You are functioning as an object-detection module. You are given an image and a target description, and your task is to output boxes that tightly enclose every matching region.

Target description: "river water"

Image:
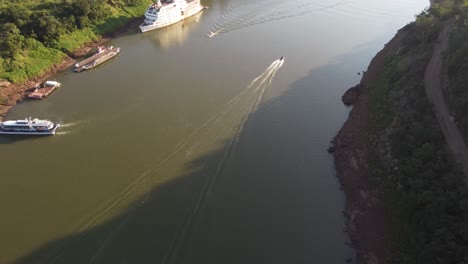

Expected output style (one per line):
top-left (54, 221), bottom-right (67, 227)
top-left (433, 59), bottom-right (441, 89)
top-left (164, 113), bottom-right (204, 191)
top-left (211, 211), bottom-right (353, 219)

top-left (0, 0), bottom-right (427, 263)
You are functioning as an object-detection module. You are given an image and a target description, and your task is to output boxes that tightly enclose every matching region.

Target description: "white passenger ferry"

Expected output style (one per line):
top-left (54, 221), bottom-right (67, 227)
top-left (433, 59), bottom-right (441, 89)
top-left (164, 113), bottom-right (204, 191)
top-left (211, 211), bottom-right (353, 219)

top-left (0, 118), bottom-right (60, 135)
top-left (139, 0), bottom-right (204, 32)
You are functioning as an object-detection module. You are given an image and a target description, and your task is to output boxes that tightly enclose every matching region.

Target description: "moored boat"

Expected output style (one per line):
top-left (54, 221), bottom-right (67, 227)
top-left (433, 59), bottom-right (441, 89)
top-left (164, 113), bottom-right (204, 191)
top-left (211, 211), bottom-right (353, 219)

top-left (139, 0), bottom-right (205, 33)
top-left (27, 81), bottom-right (61, 99)
top-left (74, 46), bottom-right (121, 72)
top-left (0, 117), bottom-right (60, 135)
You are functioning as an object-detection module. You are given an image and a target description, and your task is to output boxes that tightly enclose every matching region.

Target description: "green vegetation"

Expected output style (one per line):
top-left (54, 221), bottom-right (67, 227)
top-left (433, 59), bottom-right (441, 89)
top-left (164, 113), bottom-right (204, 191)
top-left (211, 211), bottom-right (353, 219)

top-left (446, 8), bottom-right (468, 142)
top-left (368, 1), bottom-right (468, 262)
top-left (0, 0), bottom-right (150, 85)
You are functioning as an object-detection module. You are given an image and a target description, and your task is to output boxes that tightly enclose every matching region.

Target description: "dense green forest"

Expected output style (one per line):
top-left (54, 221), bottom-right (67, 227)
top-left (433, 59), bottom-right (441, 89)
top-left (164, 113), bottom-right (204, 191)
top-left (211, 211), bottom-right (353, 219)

top-left (0, 0), bottom-right (149, 83)
top-left (446, 1), bottom-right (468, 142)
top-left (369, 0), bottom-right (468, 263)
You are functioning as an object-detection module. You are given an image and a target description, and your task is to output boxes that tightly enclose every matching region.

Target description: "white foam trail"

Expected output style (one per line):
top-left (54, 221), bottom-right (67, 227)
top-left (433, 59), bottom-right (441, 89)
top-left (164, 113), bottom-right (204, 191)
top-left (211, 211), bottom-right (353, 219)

top-left (247, 60), bottom-right (279, 89)
top-left (161, 58), bottom-right (285, 264)
top-left (252, 60), bottom-right (281, 93)
top-left (72, 62), bottom-right (283, 239)
top-left (56, 131), bottom-right (71, 135)
top-left (59, 121), bottom-right (86, 128)
top-left (265, 59), bottom-right (284, 87)
top-left (63, 59), bottom-right (285, 264)
top-left (233, 58), bottom-right (284, 150)
top-left (278, 59), bottom-right (284, 68)
top-left (252, 70), bottom-right (275, 93)
top-left (206, 27), bottom-right (224, 38)
top-left (93, 59), bottom-right (283, 222)
top-left (251, 69), bottom-right (276, 113)
top-left (225, 59), bottom-right (281, 107)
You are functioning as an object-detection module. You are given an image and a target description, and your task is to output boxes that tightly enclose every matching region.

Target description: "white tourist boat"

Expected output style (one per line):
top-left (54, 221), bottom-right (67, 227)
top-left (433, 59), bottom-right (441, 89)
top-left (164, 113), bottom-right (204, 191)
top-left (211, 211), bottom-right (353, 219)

top-left (139, 0), bottom-right (205, 32)
top-left (0, 117), bottom-right (60, 135)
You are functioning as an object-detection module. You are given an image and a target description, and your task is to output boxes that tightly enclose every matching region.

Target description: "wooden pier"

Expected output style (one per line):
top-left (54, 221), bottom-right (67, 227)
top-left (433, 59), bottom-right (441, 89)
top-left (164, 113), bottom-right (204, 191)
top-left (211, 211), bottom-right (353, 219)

top-left (27, 81), bottom-right (61, 100)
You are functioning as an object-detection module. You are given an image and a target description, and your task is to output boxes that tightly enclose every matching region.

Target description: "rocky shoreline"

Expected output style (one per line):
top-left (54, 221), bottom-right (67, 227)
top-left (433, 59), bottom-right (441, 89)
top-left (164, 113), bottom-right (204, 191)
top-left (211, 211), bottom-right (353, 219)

top-left (0, 18), bottom-right (142, 121)
top-left (333, 31), bottom-right (403, 264)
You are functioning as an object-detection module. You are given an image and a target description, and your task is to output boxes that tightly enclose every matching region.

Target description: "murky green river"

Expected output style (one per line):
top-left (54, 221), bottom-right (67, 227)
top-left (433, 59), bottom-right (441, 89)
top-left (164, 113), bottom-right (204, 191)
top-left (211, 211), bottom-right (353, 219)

top-left (0, 0), bottom-right (427, 263)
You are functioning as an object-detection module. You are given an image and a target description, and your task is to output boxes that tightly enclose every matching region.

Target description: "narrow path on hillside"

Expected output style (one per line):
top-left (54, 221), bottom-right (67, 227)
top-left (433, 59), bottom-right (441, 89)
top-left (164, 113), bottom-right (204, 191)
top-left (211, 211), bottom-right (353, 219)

top-left (424, 21), bottom-right (468, 178)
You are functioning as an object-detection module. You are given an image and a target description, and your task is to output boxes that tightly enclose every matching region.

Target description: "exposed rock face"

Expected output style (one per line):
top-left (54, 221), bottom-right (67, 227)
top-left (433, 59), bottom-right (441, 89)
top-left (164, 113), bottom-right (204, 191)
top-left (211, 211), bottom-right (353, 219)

top-left (333, 29), bottom-right (404, 264)
top-left (342, 84), bottom-right (365, 106)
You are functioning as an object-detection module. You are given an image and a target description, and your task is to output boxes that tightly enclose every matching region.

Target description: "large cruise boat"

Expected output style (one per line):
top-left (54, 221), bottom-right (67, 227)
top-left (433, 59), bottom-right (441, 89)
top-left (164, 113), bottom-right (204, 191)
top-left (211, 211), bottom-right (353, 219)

top-left (0, 118), bottom-right (60, 135)
top-left (139, 0), bottom-right (204, 32)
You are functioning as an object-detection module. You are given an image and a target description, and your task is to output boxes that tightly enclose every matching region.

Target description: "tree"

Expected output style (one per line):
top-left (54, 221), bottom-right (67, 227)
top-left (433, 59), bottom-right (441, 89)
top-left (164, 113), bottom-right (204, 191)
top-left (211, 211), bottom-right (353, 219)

top-left (73, 0), bottom-right (111, 22)
top-left (37, 15), bottom-right (65, 42)
top-left (0, 23), bottom-right (24, 58)
top-left (0, 4), bottom-right (33, 34)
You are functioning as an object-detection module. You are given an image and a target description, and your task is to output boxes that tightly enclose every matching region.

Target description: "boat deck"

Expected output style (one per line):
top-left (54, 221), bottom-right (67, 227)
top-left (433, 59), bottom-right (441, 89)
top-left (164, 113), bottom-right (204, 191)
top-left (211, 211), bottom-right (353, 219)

top-left (74, 47), bottom-right (121, 72)
top-left (28, 84), bottom-right (60, 100)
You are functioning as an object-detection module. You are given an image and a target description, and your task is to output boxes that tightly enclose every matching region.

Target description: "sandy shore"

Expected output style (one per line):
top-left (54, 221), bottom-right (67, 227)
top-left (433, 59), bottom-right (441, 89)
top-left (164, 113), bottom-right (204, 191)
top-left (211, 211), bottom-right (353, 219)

top-left (0, 18), bottom-right (141, 121)
top-left (333, 31), bottom-right (403, 263)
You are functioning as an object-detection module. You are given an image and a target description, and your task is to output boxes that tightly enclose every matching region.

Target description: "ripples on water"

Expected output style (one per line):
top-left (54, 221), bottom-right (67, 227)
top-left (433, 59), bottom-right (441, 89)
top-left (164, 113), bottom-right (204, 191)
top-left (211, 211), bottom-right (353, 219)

top-left (208, 0), bottom-right (423, 37)
top-left (161, 58), bottom-right (285, 263)
top-left (50, 59), bottom-right (286, 264)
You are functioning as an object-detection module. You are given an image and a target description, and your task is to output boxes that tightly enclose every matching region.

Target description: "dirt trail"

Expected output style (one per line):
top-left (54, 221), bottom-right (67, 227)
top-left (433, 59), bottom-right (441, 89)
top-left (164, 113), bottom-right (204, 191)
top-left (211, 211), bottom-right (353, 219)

top-left (424, 21), bottom-right (468, 177)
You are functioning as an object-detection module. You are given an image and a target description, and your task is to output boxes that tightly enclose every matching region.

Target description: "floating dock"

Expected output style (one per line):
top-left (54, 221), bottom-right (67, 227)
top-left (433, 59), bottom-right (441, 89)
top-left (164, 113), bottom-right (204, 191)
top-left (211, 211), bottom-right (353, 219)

top-left (74, 46), bottom-right (121, 72)
top-left (27, 81), bottom-right (61, 100)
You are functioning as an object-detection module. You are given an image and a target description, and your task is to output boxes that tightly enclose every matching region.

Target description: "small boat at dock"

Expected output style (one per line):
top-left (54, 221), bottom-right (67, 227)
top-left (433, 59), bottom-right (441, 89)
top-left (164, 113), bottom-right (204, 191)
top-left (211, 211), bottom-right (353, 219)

top-left (74, 46), bottom-right (121, 72)
top-left (0, 117), bottom-right (60, 135)
top-left (27, 81), bottom-right (61, 99)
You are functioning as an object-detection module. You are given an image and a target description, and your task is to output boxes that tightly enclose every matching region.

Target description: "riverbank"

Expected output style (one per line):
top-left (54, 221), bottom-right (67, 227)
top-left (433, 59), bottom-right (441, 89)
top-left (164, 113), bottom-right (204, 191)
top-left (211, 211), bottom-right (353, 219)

top-left (333, 31), bottom-right (403, 263)
top-left (0, 18), bottom-right (142, 121)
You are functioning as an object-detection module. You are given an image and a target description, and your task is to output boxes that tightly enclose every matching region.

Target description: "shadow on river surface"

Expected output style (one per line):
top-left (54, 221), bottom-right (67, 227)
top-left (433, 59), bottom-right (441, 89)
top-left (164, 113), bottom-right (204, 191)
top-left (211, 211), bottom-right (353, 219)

top-left (10, 41), bottom-right (385, 264)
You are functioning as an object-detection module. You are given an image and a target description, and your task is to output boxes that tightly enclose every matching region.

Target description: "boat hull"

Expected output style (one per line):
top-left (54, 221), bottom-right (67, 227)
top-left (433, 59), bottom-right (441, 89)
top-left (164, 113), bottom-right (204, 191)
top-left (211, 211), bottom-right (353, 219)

top-left (0, 131), bottom-right (56, 135)
top-left (140, 2), bottom-right (204, 33)
top-left (74, 47), bottom-right (121, 72)
top-left (0, 124), bottom-right (60, 136)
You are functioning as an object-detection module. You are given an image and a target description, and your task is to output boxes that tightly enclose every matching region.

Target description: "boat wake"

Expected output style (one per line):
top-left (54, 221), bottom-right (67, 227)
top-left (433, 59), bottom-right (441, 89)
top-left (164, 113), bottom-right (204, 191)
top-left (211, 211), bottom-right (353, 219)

top-left (56, 59), bottom-right (285, 264)
top-left (55, 131), bottom-right (71, 135)
top-left (207, 0), bottom-right (350, 37)
top-left (206, 27), bottom-right (223, 38)
top-left (59, 121), bottom-right (86, 128)
top-left (161, 58), bottom-right (285, 264)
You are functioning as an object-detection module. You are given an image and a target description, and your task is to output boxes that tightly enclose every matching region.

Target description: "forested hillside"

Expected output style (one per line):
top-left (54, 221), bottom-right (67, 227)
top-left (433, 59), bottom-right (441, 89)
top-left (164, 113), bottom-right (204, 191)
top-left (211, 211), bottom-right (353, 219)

top-left (368, 0), bottom-right (468, 263)
top-left (0, 0), bottom-right (149, 83)
top-left (446, 2), bottom-right (468, 142)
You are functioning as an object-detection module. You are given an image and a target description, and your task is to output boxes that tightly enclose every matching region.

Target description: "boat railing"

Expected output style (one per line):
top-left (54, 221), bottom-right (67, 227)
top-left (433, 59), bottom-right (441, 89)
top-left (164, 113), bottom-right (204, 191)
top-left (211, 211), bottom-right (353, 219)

top-left (75, 47), bottom-right (120, 69)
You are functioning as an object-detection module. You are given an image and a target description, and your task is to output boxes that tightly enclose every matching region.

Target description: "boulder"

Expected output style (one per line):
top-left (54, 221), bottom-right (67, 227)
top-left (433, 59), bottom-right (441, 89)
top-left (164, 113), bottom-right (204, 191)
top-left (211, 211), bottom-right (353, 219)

top-left (342, 84), bottom-right (365, 105)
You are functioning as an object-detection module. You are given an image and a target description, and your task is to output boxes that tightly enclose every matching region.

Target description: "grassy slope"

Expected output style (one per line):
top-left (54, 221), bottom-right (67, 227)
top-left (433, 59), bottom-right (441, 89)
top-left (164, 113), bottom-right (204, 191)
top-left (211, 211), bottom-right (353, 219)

top-left (0, 1), bottom-right (149, 84)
